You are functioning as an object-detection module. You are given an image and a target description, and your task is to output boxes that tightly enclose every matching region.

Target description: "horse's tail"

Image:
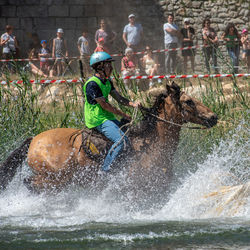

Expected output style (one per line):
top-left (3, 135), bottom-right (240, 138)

top-left (0, 137), bottom-right (33, 190)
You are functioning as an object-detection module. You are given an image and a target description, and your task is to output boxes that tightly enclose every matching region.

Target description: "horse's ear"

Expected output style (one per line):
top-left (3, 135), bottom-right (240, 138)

top-left (166, 82), bottom-right (181, 99)
top-left (166, 83), bottom-right (172, 96)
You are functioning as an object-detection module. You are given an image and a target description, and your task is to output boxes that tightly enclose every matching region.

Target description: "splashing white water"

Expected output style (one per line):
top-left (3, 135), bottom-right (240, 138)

top-left (0, 125), bottom-right (249, 228)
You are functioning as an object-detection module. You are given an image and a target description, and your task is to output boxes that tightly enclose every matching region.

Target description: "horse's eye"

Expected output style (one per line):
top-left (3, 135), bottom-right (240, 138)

top-left (185, 100), bottom-right (194, 106)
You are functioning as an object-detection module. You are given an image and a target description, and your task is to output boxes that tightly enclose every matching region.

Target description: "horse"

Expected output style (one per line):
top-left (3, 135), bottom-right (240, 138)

top-left (0, 82), bottom-right (218, 193)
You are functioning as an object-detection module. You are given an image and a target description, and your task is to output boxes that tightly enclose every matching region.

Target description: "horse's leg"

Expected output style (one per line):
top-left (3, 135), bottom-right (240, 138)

top-left (24, 170), bottom-right (73, 193)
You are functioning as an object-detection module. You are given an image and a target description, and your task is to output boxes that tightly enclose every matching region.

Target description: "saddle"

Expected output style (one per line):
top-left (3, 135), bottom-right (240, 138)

top-left (78, 128), bottom-right (113, 163)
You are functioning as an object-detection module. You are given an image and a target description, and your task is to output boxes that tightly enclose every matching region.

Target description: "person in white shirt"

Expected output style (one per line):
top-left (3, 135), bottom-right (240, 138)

top-left (77, 29), bottom-right (91, 76)
top-left (123, 14), bottom-right (143, 52)
top-left (0, 25), bottom-right (19, 72)
top-left (163, 14), bottom-right (182, 74)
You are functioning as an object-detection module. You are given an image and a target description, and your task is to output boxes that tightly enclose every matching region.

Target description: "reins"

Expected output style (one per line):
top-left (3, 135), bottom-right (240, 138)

top-left (140, 107), bottom-right (208, 130)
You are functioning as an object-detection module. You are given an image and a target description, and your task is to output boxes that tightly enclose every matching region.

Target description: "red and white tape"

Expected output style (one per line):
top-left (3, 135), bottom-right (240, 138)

top-left (0, 56), bottom-right (79, 63)
top-left (111, 44), bottom-right (203, 57)
top-left (1, 73), bottom-right (249, 85)
top-left (0, 42), bottom-right (224, 62)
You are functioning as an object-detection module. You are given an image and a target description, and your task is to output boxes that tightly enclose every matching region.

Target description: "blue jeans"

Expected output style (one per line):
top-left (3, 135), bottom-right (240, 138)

top-left (227, 47), bottom-right (239, 73)
top-left (96, 119), bottom-right (129, 172)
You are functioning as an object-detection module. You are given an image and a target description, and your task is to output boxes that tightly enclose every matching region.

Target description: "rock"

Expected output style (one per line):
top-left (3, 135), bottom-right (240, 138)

top-left (182, 0), bottom-right (192, 8)
top-left (218, 12), bottom-right (230, 18)
top-left (69, 5), bottom-right (84, 17)
top-left (48, 5), bottom-right (69, 17)
top-left (230, 18), bottom-right (245, 24)
top-left (1, 6), bottom-right (16, 17)
top-left (7, 18), bottom-right (20, 29)
top-left (192, 1), bottom-right (202, 8)
top-left (176, 7), bottom-right (185, 16)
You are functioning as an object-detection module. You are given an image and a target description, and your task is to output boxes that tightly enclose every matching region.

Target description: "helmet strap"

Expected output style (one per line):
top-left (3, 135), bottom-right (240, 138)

top-left (95, 61), bottom-right (108, 79)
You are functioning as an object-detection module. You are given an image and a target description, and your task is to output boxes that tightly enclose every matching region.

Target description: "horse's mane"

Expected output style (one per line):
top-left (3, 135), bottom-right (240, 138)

top-left (129, 92), bottom-right (166, 138)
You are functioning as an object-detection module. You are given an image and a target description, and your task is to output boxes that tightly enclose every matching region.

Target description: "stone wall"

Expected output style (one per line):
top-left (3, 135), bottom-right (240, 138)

top-left (158, 0), bottom-right (249, 40)
top-left (0, 0), bottom-right (249, 71)
top-left (0, 0), bottom-right (164, 58)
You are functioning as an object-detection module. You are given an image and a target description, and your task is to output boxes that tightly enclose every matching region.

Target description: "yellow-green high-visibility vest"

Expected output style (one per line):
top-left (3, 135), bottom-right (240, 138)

top-left (83, 76), bottom-right (116, 128)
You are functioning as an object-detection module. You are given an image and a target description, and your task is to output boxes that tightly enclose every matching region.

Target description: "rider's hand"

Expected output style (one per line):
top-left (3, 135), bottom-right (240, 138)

top-left (130, 101), bottom-right (141, 108)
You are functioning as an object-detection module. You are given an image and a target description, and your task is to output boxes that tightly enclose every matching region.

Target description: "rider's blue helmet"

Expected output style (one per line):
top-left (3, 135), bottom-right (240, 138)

top-left (89, 52), bottom-right (114, 67)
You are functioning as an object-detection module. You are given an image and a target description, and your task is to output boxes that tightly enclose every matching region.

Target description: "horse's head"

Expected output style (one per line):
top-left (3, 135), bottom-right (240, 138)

top-left (151, 82), bottom-right (218, 128)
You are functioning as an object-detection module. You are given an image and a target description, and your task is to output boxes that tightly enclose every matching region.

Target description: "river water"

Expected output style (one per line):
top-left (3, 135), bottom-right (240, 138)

top-left (0, 126), bottom-right (249, 249)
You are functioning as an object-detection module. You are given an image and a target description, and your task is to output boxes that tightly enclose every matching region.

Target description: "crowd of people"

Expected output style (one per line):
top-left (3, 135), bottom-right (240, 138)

top-left (0, 13), bottom-right (249, 84)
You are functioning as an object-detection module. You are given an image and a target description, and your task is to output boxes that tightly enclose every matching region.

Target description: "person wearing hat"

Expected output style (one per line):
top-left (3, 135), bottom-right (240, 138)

top-left (180, 18), bottom-right (196, 73)
top-left (123, 14), bottom-right (143, 52)
top-left (52, 28), bottom-right (68, 76)
top-left (241, 28), bottom-right (250, 72)
top-left (163, 13), bottom-right (182, 74)
top-left (38, 40), bottom-right (51, 75)
top-left (77, 28), bottom-right (91, 76)
top-left (83, 51), bottom-right (140, 172)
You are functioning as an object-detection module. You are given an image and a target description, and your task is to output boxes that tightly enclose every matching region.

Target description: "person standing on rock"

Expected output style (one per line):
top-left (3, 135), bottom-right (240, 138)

top-left (202, 18), bottom-right (219, 73)
top-left (221, 23), bottom-right (241, 74)
top-left (0, 25), bottom-right (19, 73)
top-left (180, 18), bottom-right (196, 73)
top-left (123, 14), bottom-right (144, 52)
top-left (95, 19), bottom-right (117, 53)
top-left (77, 28), bottom-right (91, 76)
top-left (163, 13), bottom-right (182, 74)
top-left (52, 28), bottom-right (68, 76)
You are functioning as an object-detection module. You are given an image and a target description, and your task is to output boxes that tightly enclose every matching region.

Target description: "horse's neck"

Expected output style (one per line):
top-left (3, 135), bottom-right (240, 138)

top-left (156, 101), bottom-right (183, 156)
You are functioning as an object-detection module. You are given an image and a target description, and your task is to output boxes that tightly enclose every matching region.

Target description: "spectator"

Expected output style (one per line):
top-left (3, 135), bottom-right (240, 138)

top-left (241, 28), bottom-right (250, 72)
top-left (180, 18), bottom-right (196, 73)
top-left (52, 28), bottom-right (68, 76)
top-left (77, 29), bottom-right (91, 76)
top-left (141, 45), bottom-right (161, 87)
top-left (163, 13), bottom-right (182, 74)
top-left (23, 48), bottom-right (48, 77)
top-left (38, 40), bottom-right (51, 76)
top-left (0, 25), bottom-right (19, 72)
top-left (95, 18), bottom-right (116, 53)
top-left (221, 23), bottom-right (241, 73)
top-left (123, 14), bottom-right (143, 52)
top-left (94, 37), bottom-right (109, 53)
top-left (202, 18), bottom-right (219, 73)
top-left (121, 47), bottom-right (140, 88)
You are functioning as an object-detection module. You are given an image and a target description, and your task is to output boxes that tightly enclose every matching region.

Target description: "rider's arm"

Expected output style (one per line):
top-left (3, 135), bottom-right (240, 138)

top-left (110, 89), bottom-right (134, 107)
top-left (96, 97), bottom-right (131, 120)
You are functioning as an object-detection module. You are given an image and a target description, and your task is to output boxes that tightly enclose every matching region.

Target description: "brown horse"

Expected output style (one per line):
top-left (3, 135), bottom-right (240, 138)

top-left (0, 82), bottom-right (217, 193)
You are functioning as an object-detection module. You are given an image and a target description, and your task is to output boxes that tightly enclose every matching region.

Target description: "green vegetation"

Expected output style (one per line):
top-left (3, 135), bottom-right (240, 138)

top-left (0, 64), bottom-right (249, 169)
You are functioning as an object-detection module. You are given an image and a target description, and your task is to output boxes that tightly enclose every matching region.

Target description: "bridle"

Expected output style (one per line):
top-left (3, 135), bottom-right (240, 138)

top-left (140, 95), bottom-right (208, 130)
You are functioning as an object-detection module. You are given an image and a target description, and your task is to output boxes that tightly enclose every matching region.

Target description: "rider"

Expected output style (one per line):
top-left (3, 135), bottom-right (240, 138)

top-left (83, 51), bottom-right (140, 172)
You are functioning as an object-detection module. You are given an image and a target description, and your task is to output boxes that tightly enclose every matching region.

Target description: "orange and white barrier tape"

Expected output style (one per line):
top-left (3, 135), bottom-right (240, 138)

top-left (0, 40), bottom-right (232, 62)
top-left (111, 44), bottom-right (204, 57)
top-left (1, 73), bottom-right (249, 85)
top-left (0, 56), bottom-right (79, 63)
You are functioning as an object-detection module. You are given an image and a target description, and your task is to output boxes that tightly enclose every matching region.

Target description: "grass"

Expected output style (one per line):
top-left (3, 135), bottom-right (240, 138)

top-left (0, 54), bottom-right (249, 169)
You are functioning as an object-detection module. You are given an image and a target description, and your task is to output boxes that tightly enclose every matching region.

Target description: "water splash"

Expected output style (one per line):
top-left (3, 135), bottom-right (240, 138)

top-left (0, 123), bottom-right (249, 229)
